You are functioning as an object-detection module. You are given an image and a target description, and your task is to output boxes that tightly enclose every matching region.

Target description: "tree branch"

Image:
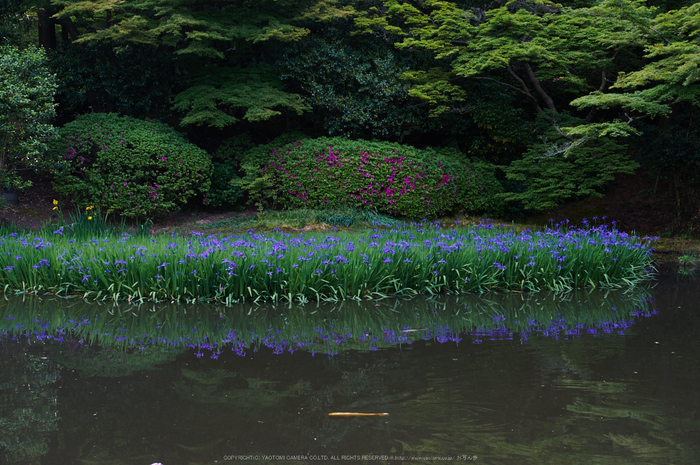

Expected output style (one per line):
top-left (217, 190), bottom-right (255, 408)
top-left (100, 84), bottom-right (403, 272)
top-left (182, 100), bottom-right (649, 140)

top-left (55, 17), bottom-right (80, 41)
top-left (506, 65), bottom-right (552, 121)
top-left (524, 62), bottom-right (556, 113)
top-left (585, 70), bottom-right (607, 122)
top-left (470, 75), bottom-right (537, 100)
top-left (506, 66), bottom-right (538, 104)
top-left (540, 136), bottom-right (589, 158)
top-left (584, 49), bottom-right (619, 122)
top-left (648, 26), bottom-right (669, 44)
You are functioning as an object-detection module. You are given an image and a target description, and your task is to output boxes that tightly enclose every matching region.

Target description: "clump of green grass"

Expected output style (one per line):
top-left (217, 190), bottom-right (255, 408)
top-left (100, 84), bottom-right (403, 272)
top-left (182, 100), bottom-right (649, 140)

top-left (201, 208), bottom-right (401, 232)
top-left (0, 204), bottom-right (152, 240)
top-left (677, 254), bottom-right (698, 275)
top-left (200, 215), bottom-right (255, 231)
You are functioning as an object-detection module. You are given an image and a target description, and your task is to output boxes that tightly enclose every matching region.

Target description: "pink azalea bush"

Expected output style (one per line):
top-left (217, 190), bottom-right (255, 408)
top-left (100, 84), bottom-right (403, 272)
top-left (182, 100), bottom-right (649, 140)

top-left (48, 113), bottom-right (212, 218)
top-left (247, 137), bottom-right (501, 217)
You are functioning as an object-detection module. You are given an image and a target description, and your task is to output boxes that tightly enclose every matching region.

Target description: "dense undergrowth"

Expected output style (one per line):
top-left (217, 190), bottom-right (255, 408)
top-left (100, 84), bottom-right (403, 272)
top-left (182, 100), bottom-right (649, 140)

top-left (0, 214), bottom-right (655, 304)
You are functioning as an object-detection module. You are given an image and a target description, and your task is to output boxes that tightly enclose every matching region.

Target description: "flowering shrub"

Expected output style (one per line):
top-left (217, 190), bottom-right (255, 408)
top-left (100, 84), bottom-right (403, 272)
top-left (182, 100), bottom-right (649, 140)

top-left (243, 137), bottom-right (502, 217)
top-left (47, 113), bottom-right (212, 218)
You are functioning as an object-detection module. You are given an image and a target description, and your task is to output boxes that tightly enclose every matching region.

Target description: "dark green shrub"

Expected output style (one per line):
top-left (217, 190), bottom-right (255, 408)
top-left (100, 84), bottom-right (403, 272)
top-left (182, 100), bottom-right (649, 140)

top-left (206, 135), bottom-right (254, 208)
top-left (278, 34), bottom-right (424, 139)
top-left (239, 136), bottom-right (503, 218)
top-left (237, 131), bottom-right (308, 166)
top-left (232, 132), bottom-right (312, 210)
top-left (50, 43), bottom-right (185, 122)
top-left (214, 134), bottom-right (255, 161)
top-left (0, 45), bottom-right (58, 190)
top-left (48, 113), bottom-right (211, 218)
top-left (207, 162), bottom-right (244, 208)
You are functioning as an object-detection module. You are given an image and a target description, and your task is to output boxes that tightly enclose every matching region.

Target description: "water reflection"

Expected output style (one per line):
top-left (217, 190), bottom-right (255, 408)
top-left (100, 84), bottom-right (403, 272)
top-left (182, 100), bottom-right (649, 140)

top-left (0, 288), bottom-right (654, 359)
top-left (0, 277), bottom-right (698, 464)
top-left (0, 346), bottom-right (59, 463)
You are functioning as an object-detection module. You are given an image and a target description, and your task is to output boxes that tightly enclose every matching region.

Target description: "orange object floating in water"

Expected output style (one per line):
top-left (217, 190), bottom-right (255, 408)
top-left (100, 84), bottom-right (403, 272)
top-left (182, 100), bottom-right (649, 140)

top-left (328, 412), bottom-right (388, 416)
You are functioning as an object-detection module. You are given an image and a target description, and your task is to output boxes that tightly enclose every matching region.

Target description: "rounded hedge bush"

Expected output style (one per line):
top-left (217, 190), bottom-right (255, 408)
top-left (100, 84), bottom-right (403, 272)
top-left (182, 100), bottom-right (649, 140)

top-left (48, 113), bottom-right (211, 217)
top-left (241, 137), bottom-right (502, 217)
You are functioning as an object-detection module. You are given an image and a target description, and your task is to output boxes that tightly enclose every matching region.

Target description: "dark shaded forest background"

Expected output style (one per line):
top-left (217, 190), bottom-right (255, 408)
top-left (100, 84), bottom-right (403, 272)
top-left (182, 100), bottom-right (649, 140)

top-left (1, 0), bottom-right (698, 234)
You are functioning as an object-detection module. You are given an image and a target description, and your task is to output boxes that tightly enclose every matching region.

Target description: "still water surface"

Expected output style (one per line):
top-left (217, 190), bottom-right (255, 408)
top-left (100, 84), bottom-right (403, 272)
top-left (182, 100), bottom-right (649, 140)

top-left (1, 264), bottom-right (698, 464)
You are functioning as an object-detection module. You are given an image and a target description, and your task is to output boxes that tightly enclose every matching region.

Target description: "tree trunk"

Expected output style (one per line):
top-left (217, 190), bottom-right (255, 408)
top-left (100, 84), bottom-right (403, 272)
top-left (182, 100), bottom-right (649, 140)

top-left (38, 8), bottom-right (57, 50)
top-left (524, 62), bottom-right (556, 113)
top-left (56, 18), bottom-right (81, 42)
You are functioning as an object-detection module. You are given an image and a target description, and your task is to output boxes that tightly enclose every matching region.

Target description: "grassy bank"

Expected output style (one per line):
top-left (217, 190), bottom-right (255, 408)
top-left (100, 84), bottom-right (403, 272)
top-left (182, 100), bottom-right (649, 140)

top-left (191, 209), bottom-right (696, 264)
top-left (0, 216), bottom-right (654, 303)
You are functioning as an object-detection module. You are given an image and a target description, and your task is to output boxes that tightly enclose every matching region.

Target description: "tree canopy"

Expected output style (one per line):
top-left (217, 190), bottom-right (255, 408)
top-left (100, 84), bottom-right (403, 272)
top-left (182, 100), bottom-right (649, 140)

top-left (571, 3), bottom-right (700, 119)
top-left (354, 0), bottom-right (699, 209)
top-left (0, 0), bottom-right (698, 219)
top-left (48, 0), bottom-right (353, 128)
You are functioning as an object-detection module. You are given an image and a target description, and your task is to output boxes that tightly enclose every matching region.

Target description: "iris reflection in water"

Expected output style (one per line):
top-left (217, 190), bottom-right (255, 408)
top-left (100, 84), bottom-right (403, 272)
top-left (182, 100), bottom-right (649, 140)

top-left (0, 288), bottom-right (654, 360)
top-left (2, 283), bottom-right (697, 465)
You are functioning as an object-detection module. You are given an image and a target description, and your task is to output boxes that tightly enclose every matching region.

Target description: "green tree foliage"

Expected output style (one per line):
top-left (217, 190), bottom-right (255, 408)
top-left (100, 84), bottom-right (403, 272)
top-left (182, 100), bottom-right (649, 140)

top-left (49, 42), bottom-right (186, 121)
top-left (357, 0), bottom-right (652, 121)
top-left (625, 0), bottom-right (700, 95)
top-left (51, 0), bottom-right (354, 128)
top-left (171, 64), bottom-right (309, 128)
top-left (52, 0), bottom-right (348, 53)
top-left (0, 45), bottom-right (58, 190)
top-left (565, 2), bottom-right (700, 219)
top-left (503, 113), bottom-right (638, 210)
top-left (277, 28), bottom-right (423, 139)
top-left (571, 3), bottom-right (700, 121)
top-left (48, 113), bottom-right (212, 217)
top-left (356, 0), bottom-right (658, 207)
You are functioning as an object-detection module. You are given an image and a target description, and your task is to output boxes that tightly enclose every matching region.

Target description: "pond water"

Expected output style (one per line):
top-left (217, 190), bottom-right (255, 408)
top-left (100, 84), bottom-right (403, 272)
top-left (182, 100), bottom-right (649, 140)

top-left (1, 264), bottom-right (699, 465)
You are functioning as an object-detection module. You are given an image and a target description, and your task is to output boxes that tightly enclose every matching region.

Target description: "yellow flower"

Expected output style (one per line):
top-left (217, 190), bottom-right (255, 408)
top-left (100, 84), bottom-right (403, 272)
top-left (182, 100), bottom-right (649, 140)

top-left (88, 216), bottom-right (93, 220)
top-left (52, 207), bottom-right (58, 211)
top-left (86, 205), bottom-right (94, 211)
top-left (52, 199), bottom-right (58, 205)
